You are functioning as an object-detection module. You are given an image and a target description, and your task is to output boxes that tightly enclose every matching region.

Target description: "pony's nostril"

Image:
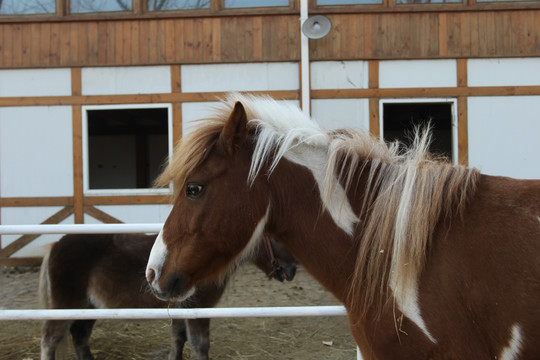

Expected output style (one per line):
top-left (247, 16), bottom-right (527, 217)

top-left (146, 268), bottom-right (156, 284)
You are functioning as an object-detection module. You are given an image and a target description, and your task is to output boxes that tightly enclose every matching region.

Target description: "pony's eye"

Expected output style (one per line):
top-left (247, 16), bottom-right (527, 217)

top-left (186, 183), bottom-right (204, 198)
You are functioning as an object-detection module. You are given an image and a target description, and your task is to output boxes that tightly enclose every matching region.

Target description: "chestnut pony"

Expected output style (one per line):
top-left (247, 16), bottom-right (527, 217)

top-left (39, 233), bottom-right (296, 360)
top-left (146, 93), bottom-right (540, 359)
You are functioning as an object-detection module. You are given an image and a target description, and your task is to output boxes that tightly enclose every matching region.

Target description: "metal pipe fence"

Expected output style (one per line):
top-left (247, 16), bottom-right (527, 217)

top-left (0, 223), bottom-right (362, 359)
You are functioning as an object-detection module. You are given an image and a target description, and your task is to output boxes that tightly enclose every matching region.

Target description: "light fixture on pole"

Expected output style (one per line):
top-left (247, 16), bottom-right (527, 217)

top-left (301, 15), bottom-right (332, 39)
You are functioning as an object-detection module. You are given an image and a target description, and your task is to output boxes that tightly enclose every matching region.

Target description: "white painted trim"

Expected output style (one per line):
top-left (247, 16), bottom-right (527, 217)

top-left (379, 98), bottom-right (459, 165)
top-left (81, 103), bottom-right (173, 196)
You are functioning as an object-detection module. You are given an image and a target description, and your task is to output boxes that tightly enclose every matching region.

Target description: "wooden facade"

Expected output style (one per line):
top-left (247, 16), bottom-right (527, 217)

top-left (1, 8), bottom-right (540, 68)
top-left (1, 0), bottom-right (540, 265)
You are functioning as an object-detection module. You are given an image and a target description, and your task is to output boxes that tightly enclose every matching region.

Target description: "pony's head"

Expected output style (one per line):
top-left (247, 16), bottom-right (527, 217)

top-left (145, 95), bottom-right (291, 301)
top-left (255, 235), bottom-right (297, 282)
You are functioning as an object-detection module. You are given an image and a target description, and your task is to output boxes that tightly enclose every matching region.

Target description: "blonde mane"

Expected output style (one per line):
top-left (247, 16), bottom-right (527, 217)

top-left (157, 93), bottom-right (480, 317)
top-left (331, 130), bottom-right (480, 316)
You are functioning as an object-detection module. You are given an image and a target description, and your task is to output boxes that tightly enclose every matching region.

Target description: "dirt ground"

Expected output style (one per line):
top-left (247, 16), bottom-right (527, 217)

top-left (0, 264), bottom-right (356, 360)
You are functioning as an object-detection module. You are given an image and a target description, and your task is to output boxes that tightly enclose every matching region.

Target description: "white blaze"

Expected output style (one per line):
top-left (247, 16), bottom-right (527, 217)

top-left (146, 229), bottom-right (167, 293)
top-left (500, 324), bottom-right (523, 360)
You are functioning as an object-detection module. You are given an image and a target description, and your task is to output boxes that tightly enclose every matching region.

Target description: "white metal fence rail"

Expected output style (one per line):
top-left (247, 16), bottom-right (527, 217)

top-left (0, 223), bottom-right (164, 235)
top-left (0, 224), bottom-right (362, 359)
top-left (0, 306), bottom-right (347, 320)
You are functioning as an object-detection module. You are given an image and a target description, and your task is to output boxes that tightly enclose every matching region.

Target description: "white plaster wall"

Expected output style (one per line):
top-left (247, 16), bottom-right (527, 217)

top-left (0, 106), bottom-right (73, 197)
top-left (181, 102), bottom-right (221, 135)
top-left (468, 96), bottom-right (540, 179)
top-left (81, 66), bottom-right (171, 95)
top-left (468, 58), bottom-right (540, 87)
top-left (311, 61), bottom-right (369, 89)
top-left (181, 62), bottom-right (299, 92)
top-left (86, 205), bottom-right (173, 225)
top-left (0, 68), bottom-right (71, 97)
top-left (311, 99), bottom-right (370, 130)
top-left (182, 100), bottom-right (301, 135)
top-left (379, 60), bottom-right (457, 88)
top-left (1, 208), bottom-right (74, 258)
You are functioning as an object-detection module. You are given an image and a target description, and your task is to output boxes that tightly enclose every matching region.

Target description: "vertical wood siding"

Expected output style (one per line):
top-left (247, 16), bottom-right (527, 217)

top-left (1, 10), bottom-right (539, 69)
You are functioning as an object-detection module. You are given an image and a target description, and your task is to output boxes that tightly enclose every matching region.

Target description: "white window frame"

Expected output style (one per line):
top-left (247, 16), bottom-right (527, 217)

top-left (379, 98), bottom-right (459, 165)
top-left (82, 103), bottom-right (173, 196)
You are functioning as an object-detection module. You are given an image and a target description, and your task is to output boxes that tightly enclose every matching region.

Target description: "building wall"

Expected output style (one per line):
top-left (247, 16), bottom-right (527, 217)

top-left (0, 106), bottom-right (73, 197)
top-left (467, 58), bottom-right (540, 179)
top-left (0, 62), bottom-right (299, 258)
top-left (1, 58), bottom-right (539, 259)
top-left (468, 96), bottom-right (540, 179)
top-left (311, 61), bottom-right (370, 130)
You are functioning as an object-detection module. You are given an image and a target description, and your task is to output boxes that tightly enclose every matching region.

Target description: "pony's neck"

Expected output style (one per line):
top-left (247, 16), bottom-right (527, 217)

top-left (266, 158), bottom-right (358, 304)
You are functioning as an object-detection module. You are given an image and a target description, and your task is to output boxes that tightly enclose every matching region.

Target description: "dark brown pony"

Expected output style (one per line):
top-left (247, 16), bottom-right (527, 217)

top-left (39, 233), bottom-right (296, 360)
top-left (145, 93), bottom-right (540, 359)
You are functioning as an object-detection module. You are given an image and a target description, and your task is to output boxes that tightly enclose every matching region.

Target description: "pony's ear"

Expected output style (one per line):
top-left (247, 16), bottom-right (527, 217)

top-left (220, 101), bottom-right (248, 155)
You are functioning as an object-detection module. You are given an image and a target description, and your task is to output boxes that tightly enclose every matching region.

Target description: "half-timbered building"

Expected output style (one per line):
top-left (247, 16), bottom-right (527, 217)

top-left (1, 0), bottom-right (539, 265)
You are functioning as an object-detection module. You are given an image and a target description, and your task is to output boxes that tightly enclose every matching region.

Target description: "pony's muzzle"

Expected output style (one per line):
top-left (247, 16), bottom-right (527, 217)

top-left (165, 274), bottom-right (185, 298)
top-left (146, 229), bottom-right (171, 298)
top-left (283, 262), bottom-right (297, 281)
top-left (146, 268), bottom-right (156, 284)
top-left (146, 230), bottom-right (196, 301)
top-left (149, 272), bottom-right (194, 302)
top-left (146, 264), bottom-right (187, 301)
top-left (272, 260), bottom-right (297, 282)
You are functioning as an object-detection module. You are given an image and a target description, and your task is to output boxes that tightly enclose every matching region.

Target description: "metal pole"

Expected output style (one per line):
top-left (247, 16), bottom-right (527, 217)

top-left (0, 223), bottom-right (363, 358)
top-left (0, 223), bottom-right (163, 235)
top-left (0, 306), bottom-right (347, 321)
top-left (300, 0), bottom-right (310, 116)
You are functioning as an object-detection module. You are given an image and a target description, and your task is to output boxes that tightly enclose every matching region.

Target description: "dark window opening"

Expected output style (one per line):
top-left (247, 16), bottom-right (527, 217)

top-left (87, 108), bottom-right (169, 190)
top-left (383, 102), bottom-right (453, 161)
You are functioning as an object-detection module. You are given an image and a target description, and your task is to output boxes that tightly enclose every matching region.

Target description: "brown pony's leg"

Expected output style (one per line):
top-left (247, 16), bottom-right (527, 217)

top-left (173, 282), bottom-right (226, 360)
top-left (186, 319), bottom-right (210, 360)
top-left (70, 320), bottom-right (96, 360)
top-left (169, 319), bottom-right (188, 360)
top-left (169, 318), bottom-right (210, 360)
top-left (41, 320), bottom-right (72, 360)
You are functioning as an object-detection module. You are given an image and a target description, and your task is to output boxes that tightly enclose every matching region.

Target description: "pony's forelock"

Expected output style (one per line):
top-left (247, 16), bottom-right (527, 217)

top-left (154, 119), bottom-right (224, 200)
